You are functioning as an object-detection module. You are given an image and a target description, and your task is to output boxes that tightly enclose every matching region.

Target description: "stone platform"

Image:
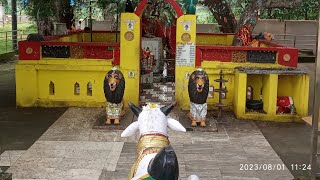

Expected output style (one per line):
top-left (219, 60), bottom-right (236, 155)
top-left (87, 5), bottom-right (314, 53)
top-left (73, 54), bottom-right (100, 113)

top-left (0, 107), bottom-right (294, 180)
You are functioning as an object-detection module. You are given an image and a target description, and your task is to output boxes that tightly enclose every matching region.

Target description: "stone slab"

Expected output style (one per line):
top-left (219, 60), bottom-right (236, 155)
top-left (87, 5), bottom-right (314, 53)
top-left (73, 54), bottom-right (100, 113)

top-left (0, 150), bottom-right (27, 166)
top-left (175, 110), bottom-right (218, 132)
top-left (92, 108), bottom-right (135, 130)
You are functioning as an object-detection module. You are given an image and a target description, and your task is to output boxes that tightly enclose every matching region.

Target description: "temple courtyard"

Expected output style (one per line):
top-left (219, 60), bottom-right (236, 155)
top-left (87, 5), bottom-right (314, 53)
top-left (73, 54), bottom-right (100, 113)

top-left (0, 58), bottom-right (316, 180)
top-left (1, 107), bottom-right (294, 180)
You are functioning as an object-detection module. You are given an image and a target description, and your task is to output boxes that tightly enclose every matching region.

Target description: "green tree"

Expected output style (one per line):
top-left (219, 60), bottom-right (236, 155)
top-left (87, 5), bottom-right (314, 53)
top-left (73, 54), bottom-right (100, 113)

top-left (1, 0), bottom-right (11, 15)
top-left (19, 0), bottom-right (55, 35)
top-left (18, 0), bottom-right (73, 35)
top-left (261, 0), bottom-right (318, 20)
top-left (198, 0), bottom-right (304, 45)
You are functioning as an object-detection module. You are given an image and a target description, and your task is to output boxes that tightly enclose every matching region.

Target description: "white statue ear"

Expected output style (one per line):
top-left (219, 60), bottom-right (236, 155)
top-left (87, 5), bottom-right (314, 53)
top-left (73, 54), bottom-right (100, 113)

top-left (121, 121), bottom-right (139, 137)
top-left (168, 118), bottom-right (186, 132)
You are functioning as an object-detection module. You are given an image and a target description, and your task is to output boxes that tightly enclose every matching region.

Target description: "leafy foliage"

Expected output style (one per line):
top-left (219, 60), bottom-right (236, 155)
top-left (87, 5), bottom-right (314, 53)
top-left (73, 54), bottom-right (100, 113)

top-left (96, 0), bottom-right (139, 17)
top-left (260, 0), bottom-right (319, 20)
top-left (18, 0), bottom-right (72, 35)
top-left (1, 0), bottom-right (11, 15)
top-left (18, 0), bottom-right (56, 21)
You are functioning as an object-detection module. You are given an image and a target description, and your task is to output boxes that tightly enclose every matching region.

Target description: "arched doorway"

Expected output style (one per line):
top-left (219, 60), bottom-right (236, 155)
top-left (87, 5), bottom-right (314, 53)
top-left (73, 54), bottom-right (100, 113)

top-left (136, 0), bottom-right (183, 106)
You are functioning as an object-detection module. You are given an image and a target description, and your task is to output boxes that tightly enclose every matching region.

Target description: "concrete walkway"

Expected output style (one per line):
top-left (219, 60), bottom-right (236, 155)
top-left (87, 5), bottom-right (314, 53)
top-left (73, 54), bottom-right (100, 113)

top-left (1, 107), bottom-right (293, 180)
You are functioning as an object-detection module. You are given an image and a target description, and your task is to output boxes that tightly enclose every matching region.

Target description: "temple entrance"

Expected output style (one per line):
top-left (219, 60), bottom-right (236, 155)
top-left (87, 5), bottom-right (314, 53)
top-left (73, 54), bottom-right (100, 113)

top-left (136, 0), bottom-right (182, 106)
top-left (140, 37), bottom-right (176, 105)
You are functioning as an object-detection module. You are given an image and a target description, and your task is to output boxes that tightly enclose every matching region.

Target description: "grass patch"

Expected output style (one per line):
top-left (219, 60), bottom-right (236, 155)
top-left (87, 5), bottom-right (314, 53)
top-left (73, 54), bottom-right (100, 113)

top-left (0, 22), bottom-right (37, 54)
top-left (0, 22), bottom-right (36, 32)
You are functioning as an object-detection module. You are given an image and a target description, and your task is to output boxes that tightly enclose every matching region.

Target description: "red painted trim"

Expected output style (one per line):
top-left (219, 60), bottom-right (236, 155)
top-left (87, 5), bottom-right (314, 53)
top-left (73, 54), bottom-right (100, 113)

top-left (78, 30), bottom-right (120, 33)
top-left (195, 44), bottom-right (299, 67)
top-left (196, 33), bottom-right (235, 36)
top-left (197, 45), bottom-right (281, 52)
top-left (18, 41), bottom-right (41, 60)
top-left (40, 41), bottom-right (120, 47)
top-left (135, 0), bottom-right (183, 17)
top-left (43, 31), bottom-right (120, 41)
top-left (259, 40), bottom-right (284, 47)
top-left (202, 49), bottom-right (232, 62)
top-left (19, 40), bottom-right (120, 61)
top-left (113, 46), bottom-right (120, 65)
top-left (278, 48), bottom-right (298, 68)
top-left (195, 47), bottom-right (202, 67)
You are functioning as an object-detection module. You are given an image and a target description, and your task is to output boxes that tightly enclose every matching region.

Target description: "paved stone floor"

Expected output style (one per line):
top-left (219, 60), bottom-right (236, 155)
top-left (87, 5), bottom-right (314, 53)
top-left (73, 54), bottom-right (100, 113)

top-left (1, 107), bottom-right (294, 180)
top-left (0, 59), bottom-right (67, 155)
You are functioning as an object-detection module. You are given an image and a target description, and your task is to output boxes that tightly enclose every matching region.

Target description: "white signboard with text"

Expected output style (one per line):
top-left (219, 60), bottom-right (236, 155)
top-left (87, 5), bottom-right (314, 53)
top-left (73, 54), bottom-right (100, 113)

top-left (176, 43), bottom-right (195, 66)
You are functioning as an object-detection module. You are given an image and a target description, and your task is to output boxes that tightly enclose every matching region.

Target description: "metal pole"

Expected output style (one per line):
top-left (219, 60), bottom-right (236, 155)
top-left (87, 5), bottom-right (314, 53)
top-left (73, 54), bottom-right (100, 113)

top-left (310, 6), bottom-right (320, 180)
top-left (5, 32), bottom-right (7, 52)
top-left (115, 1), bottom-right (119, 43)
top-left (11, 0), bottom-right (17, 50)
top-left (90, 0), bottom-right (92, 42)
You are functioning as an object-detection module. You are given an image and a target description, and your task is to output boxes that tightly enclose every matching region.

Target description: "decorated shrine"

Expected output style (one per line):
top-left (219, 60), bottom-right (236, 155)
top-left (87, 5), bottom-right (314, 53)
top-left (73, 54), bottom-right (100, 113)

top-left (15, 0), bottom-right (309, 122)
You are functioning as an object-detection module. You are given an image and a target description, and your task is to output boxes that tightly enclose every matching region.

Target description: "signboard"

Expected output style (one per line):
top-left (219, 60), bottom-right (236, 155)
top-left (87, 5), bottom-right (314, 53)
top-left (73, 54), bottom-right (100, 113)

top-left (176, 43), bottom-right (195, 66)
top-left (124, 19), bottom-right (137, 31)
top-left (180, 21), bottom-right (192, 31)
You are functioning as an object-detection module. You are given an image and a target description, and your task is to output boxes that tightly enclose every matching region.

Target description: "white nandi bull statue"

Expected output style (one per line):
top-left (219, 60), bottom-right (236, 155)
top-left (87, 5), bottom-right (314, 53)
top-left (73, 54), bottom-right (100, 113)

top-left (121, 102), bottom-right (198, 180)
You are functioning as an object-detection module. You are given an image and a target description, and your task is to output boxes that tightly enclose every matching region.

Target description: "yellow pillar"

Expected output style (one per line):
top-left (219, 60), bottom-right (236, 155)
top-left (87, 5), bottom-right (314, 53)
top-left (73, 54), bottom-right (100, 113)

top-left (233, 71), bottom-right (247, 118)
top-left (175, 15), bottom-right (197, 110)
top-left (301, 75), bottom-right (310, 117)
top-left (16, 63), bottom-right (38, 106)
top-left (120, 13), bottom-right (140, 107)
top-left (263, 74), bottom-right (278, 115)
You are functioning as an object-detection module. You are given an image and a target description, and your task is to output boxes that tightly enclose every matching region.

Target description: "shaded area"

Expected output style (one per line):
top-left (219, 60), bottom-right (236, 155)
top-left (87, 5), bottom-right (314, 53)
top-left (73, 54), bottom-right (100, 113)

top-left (255, 63), bottom-right (317, 179)
top-left (297, 63), bottom-right (318, 115)
top-left (255, 121), bottom-right (311, 179)
top-left (0, 107), bottom-right (67, 154)
top-left (0, 59), bottom-right (66, 155)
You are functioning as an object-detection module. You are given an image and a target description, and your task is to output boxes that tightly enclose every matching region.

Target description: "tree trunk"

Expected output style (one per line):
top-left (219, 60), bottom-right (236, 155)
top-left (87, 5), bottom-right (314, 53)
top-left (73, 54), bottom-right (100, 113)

top-left (37, 17), bottom-right (54, 36)
top-left (11, 0), bottom-right (17, 49)
top-left (232, 1), bottom-right (260, 46)
top-left (201, 0), bottom-right (237, 33)
top-left (232, 0), bottom-right (303, 46)
top-left (304, 8), bottom-right (308, 20)
top-left (57, 0), bottom-right (73, 29)
top-left (267, 9), bottom-right (272, 18)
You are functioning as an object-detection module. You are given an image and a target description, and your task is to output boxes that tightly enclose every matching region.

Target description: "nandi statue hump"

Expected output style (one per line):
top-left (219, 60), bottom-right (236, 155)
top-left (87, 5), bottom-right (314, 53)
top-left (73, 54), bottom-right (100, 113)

top-left (121, 102), bottom-right (186, 180)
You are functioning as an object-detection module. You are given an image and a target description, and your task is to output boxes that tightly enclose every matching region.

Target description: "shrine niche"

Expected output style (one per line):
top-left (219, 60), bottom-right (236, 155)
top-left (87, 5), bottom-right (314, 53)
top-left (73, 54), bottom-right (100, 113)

top-left (138, 0), bottom-right (183, 106)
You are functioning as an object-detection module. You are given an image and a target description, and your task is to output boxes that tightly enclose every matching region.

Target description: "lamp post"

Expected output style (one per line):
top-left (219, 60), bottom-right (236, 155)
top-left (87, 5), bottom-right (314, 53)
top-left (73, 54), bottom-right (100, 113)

top-left (116, 1), bottom-right (119, 42)
top-left (12, 0), bottom-right (17, 50)
top-left (111, 0), bottom-right (119, 43)
top-left (89, 0), bottom-right (93, 42)
top-left (83, 0), bottom-right (97, 42)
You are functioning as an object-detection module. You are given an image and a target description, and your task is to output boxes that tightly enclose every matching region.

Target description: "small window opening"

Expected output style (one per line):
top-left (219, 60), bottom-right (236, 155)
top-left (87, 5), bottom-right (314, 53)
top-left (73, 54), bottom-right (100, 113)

top-left (49, 81), bottom-right (55, 95)
top-left (74, 82), bottom-right (80, 95)
top-left (87, 82), bottom-right (92, 96)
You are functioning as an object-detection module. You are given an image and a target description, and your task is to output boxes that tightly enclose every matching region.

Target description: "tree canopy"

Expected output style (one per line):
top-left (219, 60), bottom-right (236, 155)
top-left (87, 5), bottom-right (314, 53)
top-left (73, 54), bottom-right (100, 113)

top-left (18, 0), bottom-right (318, 36)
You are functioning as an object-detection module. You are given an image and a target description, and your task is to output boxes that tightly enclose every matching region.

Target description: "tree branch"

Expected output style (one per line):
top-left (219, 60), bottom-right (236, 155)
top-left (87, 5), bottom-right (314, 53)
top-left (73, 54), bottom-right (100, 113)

top-left (201, 0), bottom-right (237, 33)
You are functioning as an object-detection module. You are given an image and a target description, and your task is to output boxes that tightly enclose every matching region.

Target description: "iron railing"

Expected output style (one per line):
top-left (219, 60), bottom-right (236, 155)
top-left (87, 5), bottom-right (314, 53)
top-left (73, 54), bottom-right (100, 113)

top-left (0, 29), bottom-right (37, 54)
top-left (270, 34), bottom-right (317, 55)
